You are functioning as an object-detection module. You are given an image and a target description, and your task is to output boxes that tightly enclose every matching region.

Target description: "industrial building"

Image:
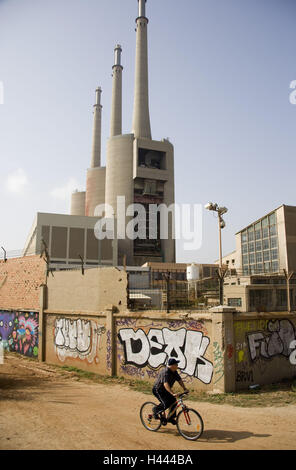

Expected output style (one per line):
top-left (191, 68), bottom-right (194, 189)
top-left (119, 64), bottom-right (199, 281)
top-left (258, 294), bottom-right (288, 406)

top-left (22, 0), bottom-right (175, 269)
top-left (221, 204), bottom-right (296, 312)
top-left (221, 204), bottom-right (296, 275)
top-left (70, 0), bottom-right (176, 266)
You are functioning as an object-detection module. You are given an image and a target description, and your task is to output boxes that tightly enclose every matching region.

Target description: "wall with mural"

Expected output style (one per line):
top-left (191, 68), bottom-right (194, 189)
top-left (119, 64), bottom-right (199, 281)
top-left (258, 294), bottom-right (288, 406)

top-left (0, 310), bottom-right (39, 358)
top-left (116, 316), bottom-right (214, 391)
top-left (45, 314), bottom-right (108, 375)
top-left (234, 315), bottom-right (296, 389)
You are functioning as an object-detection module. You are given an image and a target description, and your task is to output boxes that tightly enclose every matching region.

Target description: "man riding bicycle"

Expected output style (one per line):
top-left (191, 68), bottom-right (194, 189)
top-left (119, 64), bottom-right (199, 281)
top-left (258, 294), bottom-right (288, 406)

top-left (152, 358), bottom-right (188, 425)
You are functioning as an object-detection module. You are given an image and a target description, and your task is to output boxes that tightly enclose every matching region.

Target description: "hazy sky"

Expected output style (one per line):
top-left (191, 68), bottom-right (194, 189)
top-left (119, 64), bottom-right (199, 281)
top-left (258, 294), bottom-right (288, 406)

top-left (0, 0), bottom-right (295, 262)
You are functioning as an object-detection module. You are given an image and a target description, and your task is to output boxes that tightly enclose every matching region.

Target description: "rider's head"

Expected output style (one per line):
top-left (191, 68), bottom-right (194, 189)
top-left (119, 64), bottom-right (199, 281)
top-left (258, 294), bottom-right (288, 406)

top-left (168, 358), bottom-right (180, 371)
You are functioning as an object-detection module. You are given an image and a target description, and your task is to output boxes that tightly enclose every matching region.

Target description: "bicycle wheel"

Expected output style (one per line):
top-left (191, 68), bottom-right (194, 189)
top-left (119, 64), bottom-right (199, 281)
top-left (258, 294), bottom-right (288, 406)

top-left (140, 402), bottom-right (162, 432)
top-left (176, 408), bottom-right (204, 441)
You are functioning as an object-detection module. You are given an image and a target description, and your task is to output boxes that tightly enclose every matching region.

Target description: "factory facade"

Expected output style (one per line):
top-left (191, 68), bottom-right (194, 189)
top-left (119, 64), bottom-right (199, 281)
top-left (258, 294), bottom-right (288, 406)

top-left (221, 204), bottom-right (296, 275)
top-left (70, 0), bottom-right (175, 267)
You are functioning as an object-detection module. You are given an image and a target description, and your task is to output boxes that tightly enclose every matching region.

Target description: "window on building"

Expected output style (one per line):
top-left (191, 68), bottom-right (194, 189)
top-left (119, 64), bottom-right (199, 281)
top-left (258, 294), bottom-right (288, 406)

top-left (242, 243), bottom-right (248, 254)
top-left (249, 242), bottom-right (255, 253)
top-left (257, 263), bottom-right (263, 273)
top-left (228, 298), bottom-right (242, 307)
top-left (248, 227), bottom-right (254, 242)
top-left (249, 289), bottom-right (273, 309)
top-left (241, 231), bottom-right (248, 243)
top-left (263, 239), bottom-right (270, 250)
top-left (270, 225), bottom-right (277, 236)
top-left (249, 253), bottom-right (255, 264)
top-left (262, 217), bottom-right (269, 228)
top-left (262, 227), bottom-right (269, 239)
top-left (255, 229), bottom-right (262, 240)
top-left (276, 289), bottom-right (292, 307)
top-left (272, 261), bottom-right (279, 272)
top-left (269, 213), bottom-right (276, 225)
top-left (270, 236), bottom-right (278, 249)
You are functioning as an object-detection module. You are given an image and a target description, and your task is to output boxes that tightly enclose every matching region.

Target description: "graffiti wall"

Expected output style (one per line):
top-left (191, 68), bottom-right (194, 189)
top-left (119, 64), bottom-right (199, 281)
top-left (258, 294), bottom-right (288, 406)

top-left (45, 314), bottom-right (108, 375)
top-left (0, 310), bottom-right (39, 358)
top-left (234, 316), bottom-right (296, 389)
top-left (116, 317), bottom-right (213, 390)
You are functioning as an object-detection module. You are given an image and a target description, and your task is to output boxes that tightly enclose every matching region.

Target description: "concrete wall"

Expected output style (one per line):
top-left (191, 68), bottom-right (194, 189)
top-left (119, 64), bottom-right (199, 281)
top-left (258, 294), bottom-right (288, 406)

top-left (115, 313), bottom-right (214, 391)
top-left (46, 267), bottom-right (128, 313)
top-left (234, 313), bottom-right (296, 389)
top-left (2, 259), bottom-right (296, 393)
top-left (44, 312), bottom-right (109, 375)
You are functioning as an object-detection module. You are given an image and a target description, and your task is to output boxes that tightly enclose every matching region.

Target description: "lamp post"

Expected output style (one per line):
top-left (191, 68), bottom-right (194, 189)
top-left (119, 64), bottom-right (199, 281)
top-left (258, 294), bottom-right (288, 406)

top-left (205, 202), bottom-right (228, 306)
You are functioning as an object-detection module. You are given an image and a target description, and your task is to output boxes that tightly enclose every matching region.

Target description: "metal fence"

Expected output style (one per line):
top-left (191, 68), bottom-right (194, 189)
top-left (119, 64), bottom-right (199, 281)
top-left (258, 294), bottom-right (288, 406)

top-left (127, 273), bottom-right (220, 312)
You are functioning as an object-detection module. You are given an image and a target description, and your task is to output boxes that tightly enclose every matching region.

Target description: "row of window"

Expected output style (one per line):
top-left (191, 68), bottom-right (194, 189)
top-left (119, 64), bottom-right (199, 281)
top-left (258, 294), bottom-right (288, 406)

top-left (242, 236), bottom-right (278, 254)
top-left (243, 261), bottom-right (279, 275)
top-left (241, 212), bottom-right (277, 244)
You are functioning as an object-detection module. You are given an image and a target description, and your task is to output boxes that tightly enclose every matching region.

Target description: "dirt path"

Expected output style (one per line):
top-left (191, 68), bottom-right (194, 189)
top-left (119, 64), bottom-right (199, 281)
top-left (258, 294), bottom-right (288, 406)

top-left (0, 354), bottom-right (295, 450)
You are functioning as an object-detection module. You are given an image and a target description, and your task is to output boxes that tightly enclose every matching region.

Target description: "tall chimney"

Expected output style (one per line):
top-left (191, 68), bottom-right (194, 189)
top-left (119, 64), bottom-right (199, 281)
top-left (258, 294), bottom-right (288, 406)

top-left (132, 0), bottom-right (152, 139)
top-left (110, 44), bottom-right (123, 137)
top-left (90, 87), bottom-right (102, 168)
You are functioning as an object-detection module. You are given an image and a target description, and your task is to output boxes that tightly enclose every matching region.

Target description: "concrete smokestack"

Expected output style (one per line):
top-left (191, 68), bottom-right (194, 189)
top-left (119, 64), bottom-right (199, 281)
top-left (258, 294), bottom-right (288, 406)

top-left (132, 0), bottom-right (152, 139)
top-left (110, 44), bottom-right (123, 137)
top-left (90, 87), bottom-right (102, 168)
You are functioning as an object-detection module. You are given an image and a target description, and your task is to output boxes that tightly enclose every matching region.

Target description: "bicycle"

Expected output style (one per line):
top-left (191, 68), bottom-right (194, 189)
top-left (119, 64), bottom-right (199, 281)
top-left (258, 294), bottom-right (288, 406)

top-left (140, 391), bottom-right (204, 441)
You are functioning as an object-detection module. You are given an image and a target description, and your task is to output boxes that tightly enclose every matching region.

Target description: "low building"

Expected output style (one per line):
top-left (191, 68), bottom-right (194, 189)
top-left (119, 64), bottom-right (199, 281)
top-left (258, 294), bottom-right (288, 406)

top-left (23, 212), bottom-right (118, 269)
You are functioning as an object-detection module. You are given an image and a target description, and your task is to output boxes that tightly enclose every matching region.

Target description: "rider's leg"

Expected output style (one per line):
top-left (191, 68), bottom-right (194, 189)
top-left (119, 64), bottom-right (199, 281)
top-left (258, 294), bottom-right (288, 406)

top-left (152, 387), bottom-right (176, 420)
top-left (152, 387), bottom-right (166, 418)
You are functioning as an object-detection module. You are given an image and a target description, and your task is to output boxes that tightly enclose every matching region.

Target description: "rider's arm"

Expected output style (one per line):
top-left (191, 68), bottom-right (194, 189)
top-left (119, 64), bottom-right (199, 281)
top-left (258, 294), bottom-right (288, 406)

top-left (164, 382), bottom-right (176, 396)
top-left (179, 379), bottom-right (188, 391)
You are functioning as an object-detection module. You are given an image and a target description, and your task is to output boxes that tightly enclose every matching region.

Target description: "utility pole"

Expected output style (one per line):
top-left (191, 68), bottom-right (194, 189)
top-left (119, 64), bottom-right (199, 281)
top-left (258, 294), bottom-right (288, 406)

top-left (205, 203), bottom-right (229, 306)
top-left (283, 269), bottom-right (294, 313)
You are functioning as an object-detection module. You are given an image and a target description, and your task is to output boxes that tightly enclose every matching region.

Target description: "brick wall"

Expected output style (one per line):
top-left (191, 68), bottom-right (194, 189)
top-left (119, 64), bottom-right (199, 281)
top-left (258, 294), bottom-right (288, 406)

top-left (0, 256), bottom-right (47, 310)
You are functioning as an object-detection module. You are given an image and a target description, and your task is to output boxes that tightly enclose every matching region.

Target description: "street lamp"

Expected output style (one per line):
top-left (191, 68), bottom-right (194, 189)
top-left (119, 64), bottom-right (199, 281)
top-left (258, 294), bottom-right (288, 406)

top-left (205, 202), bottom-right (228, 305)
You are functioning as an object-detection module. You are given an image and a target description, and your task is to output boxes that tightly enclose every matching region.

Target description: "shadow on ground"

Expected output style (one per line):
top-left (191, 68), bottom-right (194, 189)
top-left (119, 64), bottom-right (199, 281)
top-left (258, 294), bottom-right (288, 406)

top-left (0, 372), bottom-right (66, 402)
top-left (159, 427), bottom-right (271, 443)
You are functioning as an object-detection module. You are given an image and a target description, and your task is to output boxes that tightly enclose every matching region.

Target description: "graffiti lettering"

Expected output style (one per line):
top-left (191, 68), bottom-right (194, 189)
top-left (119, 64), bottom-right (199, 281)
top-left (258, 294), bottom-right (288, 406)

top-left (118, 328), bottom-right (213, 384)
top-left (54, 318), bottom-right (105, 363)
top-left (247, 319), bottom-right (296, 362)
top-left (236, 370), bottom-right (254, 383)
top-left (289, 340), bottom-right (296, 365)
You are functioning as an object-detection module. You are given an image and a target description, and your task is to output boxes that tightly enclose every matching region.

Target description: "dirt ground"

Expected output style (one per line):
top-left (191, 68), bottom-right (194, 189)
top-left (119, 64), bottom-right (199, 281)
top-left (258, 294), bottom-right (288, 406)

top-left (0, 354), bottom-right (295, 450)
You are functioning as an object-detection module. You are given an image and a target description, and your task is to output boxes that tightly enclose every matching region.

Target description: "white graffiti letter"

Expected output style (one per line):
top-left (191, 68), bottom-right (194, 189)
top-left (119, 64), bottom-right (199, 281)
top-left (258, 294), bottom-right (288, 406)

top-left (182, 331), bottom-right (213, 384)
top-left (289, 340), bottom-right (296, 366)
top-left (118, 329), bottom-right (150, 367)
top-left (162, 328), bottom-right (186, 369)
top-left (248, 332), bottom-right (268, 361)
top-left (147, 329), bottom-right (166, 369)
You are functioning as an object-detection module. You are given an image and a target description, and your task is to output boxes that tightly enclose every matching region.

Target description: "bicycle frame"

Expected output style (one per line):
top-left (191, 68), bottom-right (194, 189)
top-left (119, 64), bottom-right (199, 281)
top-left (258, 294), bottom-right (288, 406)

top-left (162, 395), bottom-right (191, 425)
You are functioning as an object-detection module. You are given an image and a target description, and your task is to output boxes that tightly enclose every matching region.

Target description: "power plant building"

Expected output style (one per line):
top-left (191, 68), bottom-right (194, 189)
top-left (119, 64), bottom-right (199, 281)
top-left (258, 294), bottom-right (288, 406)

top-left (70, 0), bottom-right (176, 266)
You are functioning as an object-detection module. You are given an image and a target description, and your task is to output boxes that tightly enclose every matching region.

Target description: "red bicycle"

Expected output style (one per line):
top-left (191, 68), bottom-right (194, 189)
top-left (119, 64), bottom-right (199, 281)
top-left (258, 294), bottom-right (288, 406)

top-left (140, 391), bottom-right (204, 441)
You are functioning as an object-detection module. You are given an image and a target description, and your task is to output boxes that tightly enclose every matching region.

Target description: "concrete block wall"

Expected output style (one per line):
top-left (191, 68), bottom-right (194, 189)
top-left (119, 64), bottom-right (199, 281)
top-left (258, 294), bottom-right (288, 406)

top-left (233, 312), bottom-right (296, 389)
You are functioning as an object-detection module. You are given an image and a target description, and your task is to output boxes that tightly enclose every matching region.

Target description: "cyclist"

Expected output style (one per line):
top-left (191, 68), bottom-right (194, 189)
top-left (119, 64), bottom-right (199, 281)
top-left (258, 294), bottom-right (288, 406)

top-left (152, 358), bottom-right (188, 425)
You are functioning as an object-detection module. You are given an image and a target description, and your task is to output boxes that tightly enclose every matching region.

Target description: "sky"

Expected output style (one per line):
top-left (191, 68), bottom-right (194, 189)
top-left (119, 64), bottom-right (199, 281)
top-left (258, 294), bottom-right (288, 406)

top-left (0, 0), bottom-right (295, 263)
